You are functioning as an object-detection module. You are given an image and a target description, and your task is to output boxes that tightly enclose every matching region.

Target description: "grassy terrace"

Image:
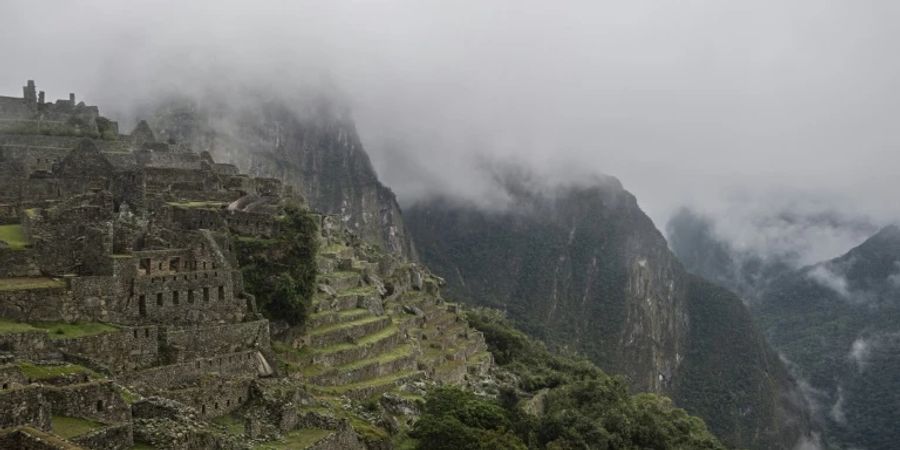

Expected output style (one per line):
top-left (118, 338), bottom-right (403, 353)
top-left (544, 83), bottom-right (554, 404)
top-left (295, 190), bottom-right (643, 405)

top-left (212, 414), bottom-right (245, 436)
top-left (336, 344), bottom-right (414, 372)
top-left (51, 415), bottom-right (104, 439)
top-left (165, 201), bottom-right (226, 209)
top-left (308, 315), bottom-right (384, 337)
top-left (324, 369), bottom-right (421, 395)
top-left (0, 277), bottom-right (65, 291)
top-left (0, 224), bottom-right (28, 250)
top-left (253, 428), bottom-right (331, 449)
top-left (20, 362), bottom-right (95, 380)
top-left (0, 319), bottom-right (118, 340)
top-left (316, 324), bottom-right (399, 355)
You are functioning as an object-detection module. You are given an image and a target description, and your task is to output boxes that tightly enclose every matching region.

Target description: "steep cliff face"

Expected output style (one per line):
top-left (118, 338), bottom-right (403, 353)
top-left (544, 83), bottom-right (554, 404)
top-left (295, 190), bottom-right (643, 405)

top-left (147, 95), bottom-right (416, 260)
top-left (754, 227), bottom-right (900, 450)
top-left (406, 178), bottom-right (812, 450)
top-left (669, 212), bottom-right (900, 450)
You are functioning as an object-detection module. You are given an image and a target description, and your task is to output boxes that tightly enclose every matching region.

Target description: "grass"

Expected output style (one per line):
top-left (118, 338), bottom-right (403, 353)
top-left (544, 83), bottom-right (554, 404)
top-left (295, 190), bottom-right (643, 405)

top-left (325, 270), bottom-right (359, 280)
top-left (320, 243), bottom-right (348, 255)
top-left (308, 315), bottom-right (384, 337)
top-left (0, 319), bottom-right (39, 334)
top-left (325, 369), bottom-right (421, 395)
top-left (212, 414), bottom-right (245, 436)
top-left (0, 224), bottom-right (28, 250)
top-left (51, 415), bottom-right (104, 439)
top-left (316, 325), bottom-right (398, 355)
top-left (165, 201), bottom-right (226, 209)
top-left (32, 321), bottom-right (119, 340)
top-left (341, 285), bottom-right (377, 296)
top-left (19, 362), bottom-right (94, 380)
top-left (337, 344), bottom-right (414, 372)
top-left (0, 277), bottom-right (65, 291)
top-left (236, 236), bottom-right (279, 245)
top-left (0, 320), bottom-right (117, 339)
top-left (253, 428), bottom-right (331, 449)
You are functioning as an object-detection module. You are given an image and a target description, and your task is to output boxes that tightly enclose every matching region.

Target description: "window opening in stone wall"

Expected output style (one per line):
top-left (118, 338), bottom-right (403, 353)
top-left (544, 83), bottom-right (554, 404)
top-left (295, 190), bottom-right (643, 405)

top-left (174, 290), bottom-right (181, 304)
top-left (96, 400), bottom-right (104, 412)
top-left (138, 295), bottom-right (146, 316)
top-left (188, 290), bottom-right (194, 303)
top-left (203, 287), bottom-right (209, 302)
top-left (156, 293), bottom-right (163, 306)
top-left (219, 286), bottom-right (224, 300)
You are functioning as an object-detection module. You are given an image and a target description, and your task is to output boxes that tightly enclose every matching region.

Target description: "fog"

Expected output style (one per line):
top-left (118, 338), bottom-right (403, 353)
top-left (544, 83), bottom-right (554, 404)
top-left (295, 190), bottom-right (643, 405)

top-left (3, 0), bottom-right (900, 262)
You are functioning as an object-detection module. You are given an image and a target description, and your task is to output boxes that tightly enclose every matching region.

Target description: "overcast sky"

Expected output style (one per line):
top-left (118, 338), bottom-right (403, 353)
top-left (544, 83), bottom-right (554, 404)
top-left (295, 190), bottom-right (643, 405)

top-left (3, 0), bottom-right (899, 263)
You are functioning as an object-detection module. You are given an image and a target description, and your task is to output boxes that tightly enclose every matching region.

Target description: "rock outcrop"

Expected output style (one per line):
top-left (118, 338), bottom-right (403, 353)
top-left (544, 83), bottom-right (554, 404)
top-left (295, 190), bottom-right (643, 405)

top-left (147, 93), bottom-right (417, 261)
top-left (406, 176), bottom-right (814, 450)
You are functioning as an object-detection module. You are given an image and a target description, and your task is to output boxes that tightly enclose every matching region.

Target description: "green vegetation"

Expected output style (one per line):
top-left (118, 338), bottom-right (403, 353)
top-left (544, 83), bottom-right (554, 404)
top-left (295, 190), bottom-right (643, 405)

top-left (0, 319), bottom-right (39, 334)
top-left (236, 205), bottom-right (318, 325)
top-left (165, 201), bottom-right (226, 209)
top-left (413, 308), bottom-right (726, 450)
top-left (0, 277), bottom-right (65, 291)
top-left (0, 320), bottom-right (117, 340)
top-left (212, 414), bottom-right (245, 436)
top-left (411, 387), bottom-right (525, 450)
top-left (32, 321), bottom-right (119, 339)
top-left (51, 415), bottom-right (104, 439)
top-left (308, 315), bottom-right (383, 337)
top-left (253, 428), bottom-right (330, 449)
top-left (19, 362), bottom-right (94, 380)
top-left (0, 224), bottom-right (28, 249)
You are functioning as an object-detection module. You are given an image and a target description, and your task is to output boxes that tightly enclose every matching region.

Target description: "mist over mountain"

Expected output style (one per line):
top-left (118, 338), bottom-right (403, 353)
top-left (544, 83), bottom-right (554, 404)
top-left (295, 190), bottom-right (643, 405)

top-left (669, 210), bottom-right (900, 449)
top-left (406, 172), bottom-right (815, 450)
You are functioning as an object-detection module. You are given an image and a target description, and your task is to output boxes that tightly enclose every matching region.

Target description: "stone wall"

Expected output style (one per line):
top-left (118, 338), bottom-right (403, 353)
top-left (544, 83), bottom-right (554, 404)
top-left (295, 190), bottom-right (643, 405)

top-left (0, 364), bottom-right (28, 390)
top-left (165, 376), bottom-right (252, 419)
top-left (161, 320), bottom-right (269, 363)
top-left (0, 426), bottom-right (82, 450)
top-left (0, 385), bottom-right (51, 430)
top-left (43, 381), bottom-right (130, 425)
top-left (129, 269), bottom-right (242, 325)
top-left (55, 326), bottom-right (159, 374)
top-left (0, 250), bottom-right (41, 277)
top-left (0, 331), bottom-right (50, 360)
top-left (225, 210), bottom-right (279, 238)
top-left (71, 422), bottom-right (132, 450)
top-left (121, 350), bottom-right (262, 391)
top-left (0, 287), bottom-right (70, 322)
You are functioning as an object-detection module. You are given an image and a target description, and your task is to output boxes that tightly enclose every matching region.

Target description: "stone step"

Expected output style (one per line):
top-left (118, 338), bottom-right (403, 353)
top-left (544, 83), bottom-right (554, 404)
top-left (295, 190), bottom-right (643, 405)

top-left (311, 344), bottom-right (418, 386)
top-left (307, 308), bottom-right (370, 329)
top-left (308, 316), bottom-right (392, 348)
top-left (325, 369), bottom-right (425, 401)
top-left (312, 325), bottom-right (403, 367)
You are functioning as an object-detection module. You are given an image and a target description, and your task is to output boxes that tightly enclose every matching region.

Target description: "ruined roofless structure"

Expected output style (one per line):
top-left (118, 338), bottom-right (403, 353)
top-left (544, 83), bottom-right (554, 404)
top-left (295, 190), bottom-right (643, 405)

top-left (0, 81), bottom-right (491, 449)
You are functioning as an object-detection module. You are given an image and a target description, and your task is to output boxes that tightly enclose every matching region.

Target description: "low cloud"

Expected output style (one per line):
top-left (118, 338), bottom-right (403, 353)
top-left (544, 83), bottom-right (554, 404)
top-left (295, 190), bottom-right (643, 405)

top-left (807, 265), bottom-right (850, 298)
top-left (848, 337), bottom-right (873, 372)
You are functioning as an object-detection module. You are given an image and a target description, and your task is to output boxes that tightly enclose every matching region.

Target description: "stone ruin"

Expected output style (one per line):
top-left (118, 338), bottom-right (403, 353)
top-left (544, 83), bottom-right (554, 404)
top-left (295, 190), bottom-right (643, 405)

top-left (0, 81), bottom-right (493, 449)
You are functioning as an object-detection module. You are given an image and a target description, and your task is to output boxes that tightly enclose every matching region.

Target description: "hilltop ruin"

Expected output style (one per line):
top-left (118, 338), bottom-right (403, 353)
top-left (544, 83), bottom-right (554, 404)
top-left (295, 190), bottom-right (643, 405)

top-left (0, 81), bottom-right (492, 450)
